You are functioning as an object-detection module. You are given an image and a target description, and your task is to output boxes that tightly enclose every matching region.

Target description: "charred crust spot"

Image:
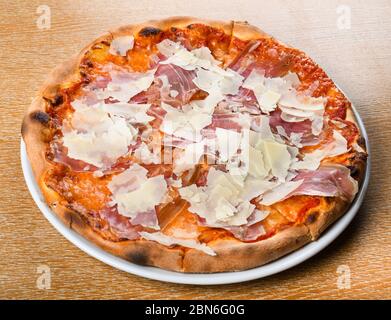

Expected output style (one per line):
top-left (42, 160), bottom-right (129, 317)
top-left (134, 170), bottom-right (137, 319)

top-left (348, 152), bottom-right (367, 180)
top-left (81, 59), bottom-right (94, 68)
top-left (63, 208), bottom-right (87, 230)
top-left (138, 27), bottom-right (161, 37)
top-left (170, 27), bottom-right (178, 32)
top-left (70, 211), bottom-right (86, 229)
top-left (348, 165), bottom-right (360, 179)
top-left (127, 251), bottom-right (149, 266)
top-left (80, 70), bottom-right (91, 84)
top-left (62, 210), bottom-right (74, 228)
top-left (43, 94), bottom-right (63, 107)
top-left (52, 94), bottom-right (63, 107)
top-left (306, 212), bottom-right (318, 224)
top-left (30, 111), bottom-right (50, 125)
top-left (357, 136), bottom-right (366, 149)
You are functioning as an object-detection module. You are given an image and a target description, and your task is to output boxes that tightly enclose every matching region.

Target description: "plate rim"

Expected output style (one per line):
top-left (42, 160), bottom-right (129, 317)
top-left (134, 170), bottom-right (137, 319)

top-left (20, 105), bottom-right (370, 285)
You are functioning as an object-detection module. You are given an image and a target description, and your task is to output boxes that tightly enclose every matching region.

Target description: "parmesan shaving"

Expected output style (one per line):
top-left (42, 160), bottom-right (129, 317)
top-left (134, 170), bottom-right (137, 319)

top-left (160, 102), bottom-right (212, 142)
top-left (139, 231), bottom-right (216, 256)
top-left (62, 104), bottom-right (136, 168)
top-left (96, 68), bottom-right (156, 102)
top-left (108, 164), bottom-right (167, 221)
top-left (259, 179), bottom-right (304, 206)
top-left (109, 36), bottom-right (134, 56)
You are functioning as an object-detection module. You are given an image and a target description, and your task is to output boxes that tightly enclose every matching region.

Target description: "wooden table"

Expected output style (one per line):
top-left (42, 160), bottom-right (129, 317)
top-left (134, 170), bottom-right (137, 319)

top-left (1, 0), bottom-right (390, 299)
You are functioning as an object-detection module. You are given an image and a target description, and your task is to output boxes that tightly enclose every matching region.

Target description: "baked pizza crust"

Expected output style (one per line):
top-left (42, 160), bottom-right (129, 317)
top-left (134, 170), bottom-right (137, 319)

top-left (21, 17), bottom-right (367, 273)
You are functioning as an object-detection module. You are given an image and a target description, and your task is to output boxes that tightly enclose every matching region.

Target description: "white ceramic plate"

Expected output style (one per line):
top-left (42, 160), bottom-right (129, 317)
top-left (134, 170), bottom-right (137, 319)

top-left (21, 105), bottom-right (370, 285)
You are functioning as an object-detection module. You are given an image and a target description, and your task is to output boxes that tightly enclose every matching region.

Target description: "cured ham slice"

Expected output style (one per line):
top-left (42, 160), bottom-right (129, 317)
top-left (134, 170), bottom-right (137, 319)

top-left (99, 207), bottom-right (140, 240)
top-left (130, 83), bottom-right (160, 104)
top-left (269, 109), bottom-right (323, 146)
top-left (202, 113), bottom-right (249, 138)
top-left (228, 40), bottom-right (261, 73)
top-left (228, 223), bottom-right (266, 241)
top-left (225, 209), bottom-right (269, 241)
top-left (131, 209), bottom-right (160, 229)
top-left (155, 64), bottom-right (199, 107)
top-left (292, 164), bottom-right (358, 201)
top-left (223, 87), bottom-right (261, 115)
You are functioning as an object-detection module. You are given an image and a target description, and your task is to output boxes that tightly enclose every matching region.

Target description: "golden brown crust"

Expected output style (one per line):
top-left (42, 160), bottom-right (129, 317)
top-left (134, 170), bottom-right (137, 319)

top-left (110, 16), bottom-right (234, 38)
top-left (22, 17), bottom-right (367, 273)
top-left (232, 20), bottom-right (271, 41)
top-left (304, 198), bottom-right (350, 240)
top-left (184, 225), bottom-right (311, 272)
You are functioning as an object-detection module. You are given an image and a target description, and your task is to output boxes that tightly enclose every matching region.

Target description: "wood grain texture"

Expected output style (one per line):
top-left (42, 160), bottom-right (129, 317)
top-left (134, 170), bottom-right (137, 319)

top-left (0, 0), bottom-right (390, 299)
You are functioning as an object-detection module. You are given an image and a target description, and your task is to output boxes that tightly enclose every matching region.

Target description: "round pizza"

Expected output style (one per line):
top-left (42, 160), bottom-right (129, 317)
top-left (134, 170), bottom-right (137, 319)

top-left (22, 17), bottom-right (368, 273)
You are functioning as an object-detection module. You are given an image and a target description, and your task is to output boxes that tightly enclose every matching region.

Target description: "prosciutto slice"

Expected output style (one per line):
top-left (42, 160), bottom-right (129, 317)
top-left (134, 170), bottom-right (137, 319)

top-left (129, 83), bottom-right (160, 104)
top-left (228, 223), bottom-right (267, 242)
top-left (292, 164), bottom-right (358, 201)
top-left (99, 207), bottom-right (140, 240)
top-left (225, 210), bottom-right (269, 241)
top-left (269, 109), bottom-right (323, 146)
top-left (202, 113), bottom-right (247, 138)
top-left (131, 209), bottom-right (159, 229)
top-left (223, 87), bottom-right (261, 115)
top-left (228, 40), bottom-right (261, 73)
top-left (155, 64), bottom-right (198, 107)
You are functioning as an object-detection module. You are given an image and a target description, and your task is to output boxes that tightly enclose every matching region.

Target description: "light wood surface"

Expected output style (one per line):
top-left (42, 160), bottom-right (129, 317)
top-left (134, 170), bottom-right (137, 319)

top-left (1, 0), bottom-right (390, 299)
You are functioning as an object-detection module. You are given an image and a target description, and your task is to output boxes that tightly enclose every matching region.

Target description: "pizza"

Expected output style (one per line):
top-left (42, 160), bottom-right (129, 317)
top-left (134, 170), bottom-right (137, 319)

top-left (22, 17), bottom-right (368, 273)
